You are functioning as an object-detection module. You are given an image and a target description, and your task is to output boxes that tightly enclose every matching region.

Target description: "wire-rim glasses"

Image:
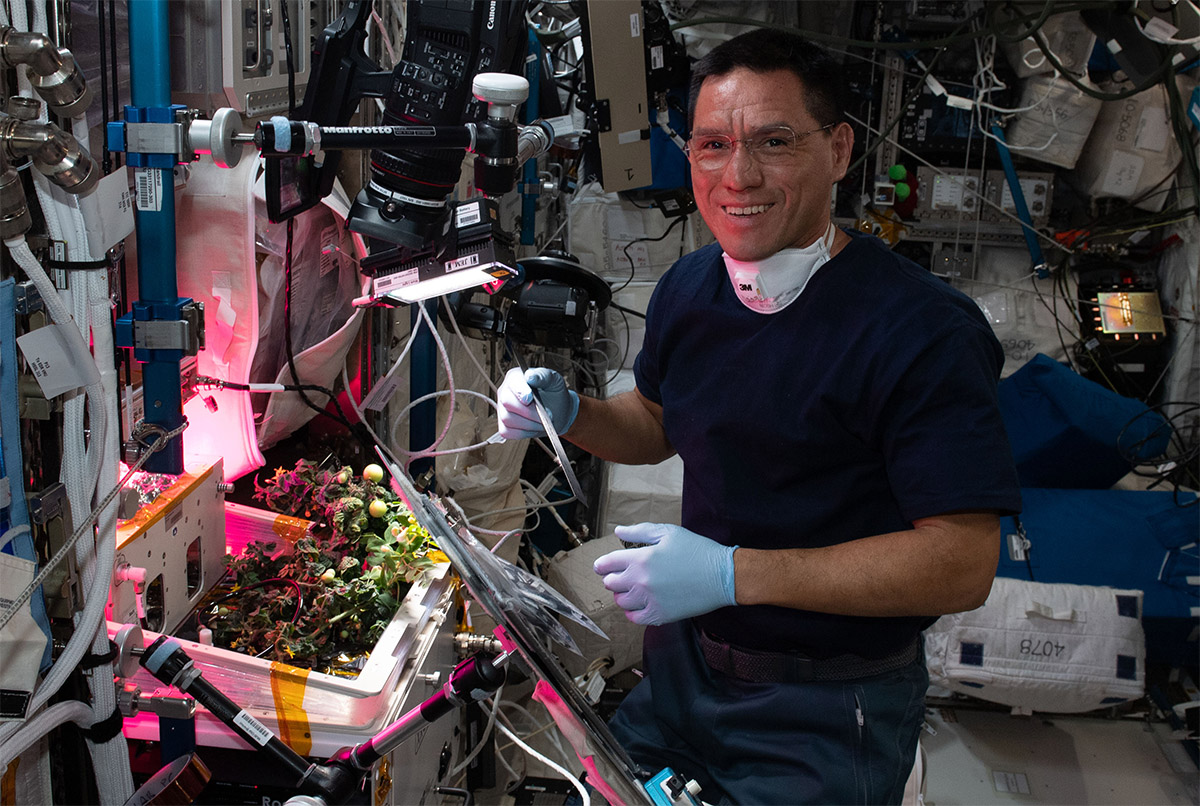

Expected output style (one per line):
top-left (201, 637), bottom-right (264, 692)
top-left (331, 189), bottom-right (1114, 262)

top-left (684, 123), bottom-right (835, 170)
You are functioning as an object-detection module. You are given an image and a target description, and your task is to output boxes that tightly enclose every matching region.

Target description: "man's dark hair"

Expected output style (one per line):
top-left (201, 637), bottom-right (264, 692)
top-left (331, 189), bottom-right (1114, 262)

top-left (687, 28), bottom-right (845, 131)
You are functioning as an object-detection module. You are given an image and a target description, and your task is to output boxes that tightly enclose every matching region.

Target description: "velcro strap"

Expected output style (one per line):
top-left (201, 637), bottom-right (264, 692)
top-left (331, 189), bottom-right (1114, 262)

top-left (80, 640), bottom-right (119, 670)
top-left (46, 257), bottom-right (111, 271)
top-left (84, 708), bottom-right (124, 744)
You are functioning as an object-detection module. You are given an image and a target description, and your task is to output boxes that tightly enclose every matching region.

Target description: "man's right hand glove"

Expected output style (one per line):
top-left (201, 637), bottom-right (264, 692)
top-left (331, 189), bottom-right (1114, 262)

top-left (496, 367), bottom-right (580, 440)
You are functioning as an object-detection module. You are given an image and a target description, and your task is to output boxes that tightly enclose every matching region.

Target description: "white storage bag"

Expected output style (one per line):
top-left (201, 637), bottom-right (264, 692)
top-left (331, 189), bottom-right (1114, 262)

top-left (924, 577), bottom-right (1145, 713)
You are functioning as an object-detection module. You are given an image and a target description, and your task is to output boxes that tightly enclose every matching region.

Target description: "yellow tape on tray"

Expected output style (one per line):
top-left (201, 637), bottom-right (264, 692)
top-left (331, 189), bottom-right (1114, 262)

top-left (271, 514), bottom-right (313, 545)
top-left (269, 662), bottom-right (313, 757)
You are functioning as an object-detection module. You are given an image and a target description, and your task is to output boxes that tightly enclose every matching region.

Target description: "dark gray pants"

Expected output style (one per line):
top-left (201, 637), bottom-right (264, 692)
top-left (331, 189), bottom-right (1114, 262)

top-left (609, 621), bottom-right (928, 805)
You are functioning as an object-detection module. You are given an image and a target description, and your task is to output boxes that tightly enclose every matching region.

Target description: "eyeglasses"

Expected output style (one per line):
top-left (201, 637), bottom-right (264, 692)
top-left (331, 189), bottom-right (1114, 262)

top-left (684, 123), bottom-right (835, 170)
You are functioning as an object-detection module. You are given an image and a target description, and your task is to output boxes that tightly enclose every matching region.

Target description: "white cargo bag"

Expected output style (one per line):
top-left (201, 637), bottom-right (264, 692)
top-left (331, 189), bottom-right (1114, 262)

top-left (924, 577), bottom-right (1145, 713)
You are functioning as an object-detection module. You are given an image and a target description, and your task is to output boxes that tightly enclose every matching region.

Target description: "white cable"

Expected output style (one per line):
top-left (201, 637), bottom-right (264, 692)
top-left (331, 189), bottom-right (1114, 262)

top-left (463, 477), bottom-right (576, 526)
top-left (440, 294), bottom-right (501, 394)
top-left (358, 301), bottom-right (458, 465)
top-left (403, 303), bottom-right (457, 463)
top-left (977, 69), bottom-right (1060, 114)
top-left (389, 388), bottom-right (500, 458)
top-left (449, 685), bottom-right (504, 777)
top-left (0, 701), bottom-right (94, 770)
top-left (373, 298), bottom-right (428, 407)
top-left (82, 257), bottom-right (133, 801)
top-left (497, 722), bottom-right (589, 806)
top-left (498, 700), bottom-right (570, 764)
top-left (521, 479), bottom-right (577, 532)
top-left (340, 302), bottom-right (439, 468)
top-left (1133, 1), bottom-right (1200, 46)
top-left (0, 525), bottom-right (31, 553)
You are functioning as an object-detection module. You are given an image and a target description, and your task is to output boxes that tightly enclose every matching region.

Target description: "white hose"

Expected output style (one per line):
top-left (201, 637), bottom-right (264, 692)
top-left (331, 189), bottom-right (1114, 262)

top-left (398, 303), bottom-right (457, 465)
top-left (0, 701), bottom-right (94, 770)
top-left (0, 239), bottom-right (128, 801)
top-left (2, 6), bottom-right (130, 800)
top-left (497, 722), bottom-right (590, 806)
top-left (54, 180), bottom-right (132, 803)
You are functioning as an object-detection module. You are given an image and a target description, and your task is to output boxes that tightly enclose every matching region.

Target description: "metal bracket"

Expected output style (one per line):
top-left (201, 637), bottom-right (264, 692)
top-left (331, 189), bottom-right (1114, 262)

top-left (593, 98), bottom-right (612, 133)
top-left (122, 300), bottom-right (205, 355)
top-left (18, 374), bottom-right (55, 420)
top-left (14, 280), bottom-right (43, 314)
top-left (122, 121), bottom-right (186, 157)
top-left (28, 482), bottom-right (68, 526)
top-left (132, 319), bottom-right (190, 351)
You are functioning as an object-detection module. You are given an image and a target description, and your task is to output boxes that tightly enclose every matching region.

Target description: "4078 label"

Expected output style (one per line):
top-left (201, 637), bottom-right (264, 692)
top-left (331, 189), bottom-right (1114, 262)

top-left (1019, 637), bottom-right (1067, 658)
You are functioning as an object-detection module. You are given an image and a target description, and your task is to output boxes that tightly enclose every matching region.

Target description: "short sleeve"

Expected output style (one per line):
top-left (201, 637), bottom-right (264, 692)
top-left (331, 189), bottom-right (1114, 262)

top-left (879, 324), bottom-right (1022, 521)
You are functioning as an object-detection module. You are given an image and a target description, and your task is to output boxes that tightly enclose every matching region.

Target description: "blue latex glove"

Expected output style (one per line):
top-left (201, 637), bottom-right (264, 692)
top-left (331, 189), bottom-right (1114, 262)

top-left (593, 523), bottom-right (737, 626)
top-left (496, 367), bottom-right (580, 440)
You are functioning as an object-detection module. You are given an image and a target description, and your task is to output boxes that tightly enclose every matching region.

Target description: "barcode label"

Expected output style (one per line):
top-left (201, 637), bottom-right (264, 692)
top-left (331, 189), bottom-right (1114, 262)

top-left (374, 268), bottom-right (419, 295)
top-left (232, 709), bottom-right (274, 746)
top-left (455, 203), bottom-right (482, 228)
top-left (362, 373), bottom-right (402, 412)
top-left (134, 169), bottom-right (162, 212)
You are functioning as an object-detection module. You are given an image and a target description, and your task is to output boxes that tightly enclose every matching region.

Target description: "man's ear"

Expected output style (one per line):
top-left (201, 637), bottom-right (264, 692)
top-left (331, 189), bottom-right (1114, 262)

top-left (830, 121), bottom-right (854, 182)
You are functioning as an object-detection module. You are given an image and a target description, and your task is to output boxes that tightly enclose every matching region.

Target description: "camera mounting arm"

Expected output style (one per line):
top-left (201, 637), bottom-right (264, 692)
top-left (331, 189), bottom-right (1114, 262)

top-left (246, 73), bottom-right (555, 200)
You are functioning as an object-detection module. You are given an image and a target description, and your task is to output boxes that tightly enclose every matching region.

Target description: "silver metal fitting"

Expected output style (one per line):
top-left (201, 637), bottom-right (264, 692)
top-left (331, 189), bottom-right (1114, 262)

top-left (0, 27), bottom-right (92, 117)
top-left (0, 115), bottom-right (97, 194)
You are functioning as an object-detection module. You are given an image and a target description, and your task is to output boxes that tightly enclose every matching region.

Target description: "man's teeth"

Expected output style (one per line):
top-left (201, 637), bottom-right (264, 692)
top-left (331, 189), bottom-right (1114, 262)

top-left (726, 204), bottom-right (771, 216)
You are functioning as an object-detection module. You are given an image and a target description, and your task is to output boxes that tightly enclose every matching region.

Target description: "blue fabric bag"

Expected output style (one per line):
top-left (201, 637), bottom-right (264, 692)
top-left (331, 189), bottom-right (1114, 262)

top-left (997, 354), bottom-right (1171, 489)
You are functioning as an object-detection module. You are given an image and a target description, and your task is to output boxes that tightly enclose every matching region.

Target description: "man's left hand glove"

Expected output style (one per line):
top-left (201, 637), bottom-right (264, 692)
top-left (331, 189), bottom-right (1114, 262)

top-left (593, 523), bottom-right (737, 626)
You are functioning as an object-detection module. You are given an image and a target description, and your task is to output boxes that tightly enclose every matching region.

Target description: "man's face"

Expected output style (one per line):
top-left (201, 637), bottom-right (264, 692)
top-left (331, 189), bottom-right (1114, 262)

top-left (690, 67), bottom-right (853, 262)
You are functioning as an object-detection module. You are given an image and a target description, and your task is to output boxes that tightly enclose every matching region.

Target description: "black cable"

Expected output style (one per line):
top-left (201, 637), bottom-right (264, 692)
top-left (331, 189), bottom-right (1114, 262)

top-left (1116, 402), bottom-right (1200, 505)
top-left (98, 0), bottom-right (111, 175)
top-left (986, 0), bottom-right (1061, 45)
top-left (196, 375), bottom-right (342, 396)
top-left (1163, 67), bottom-right (1200, 210)
top-left (1024, 266), bottom-right (1081, 374)
top-left (108, 0), bottom-right (121, 168)
top-left (279, 0), bottom-right (297, 115)
top-left (611, 216), bottom-right (685, 295)
top-left (609, 302), bottom-right (646, 320)
top-left (1074, 204), bottom-right (1200, 250)
top-left (269, 0), bottom-right (372, 447)
top-left (206, 577), bottom-right (306, 658)
top-left (280, 220), bottom-right (360, 435)
top-left (1029, 25), bottom-right (1175, 101)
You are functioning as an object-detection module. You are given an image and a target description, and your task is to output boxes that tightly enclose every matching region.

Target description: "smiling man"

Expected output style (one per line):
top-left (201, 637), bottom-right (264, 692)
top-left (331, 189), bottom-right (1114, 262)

top-left (497, 28), bottom-right (1021, 805)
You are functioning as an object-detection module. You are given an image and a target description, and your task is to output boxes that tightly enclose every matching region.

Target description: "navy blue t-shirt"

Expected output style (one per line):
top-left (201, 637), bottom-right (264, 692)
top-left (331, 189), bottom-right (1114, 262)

top-left (633, 232), bottom-right (1022, 657)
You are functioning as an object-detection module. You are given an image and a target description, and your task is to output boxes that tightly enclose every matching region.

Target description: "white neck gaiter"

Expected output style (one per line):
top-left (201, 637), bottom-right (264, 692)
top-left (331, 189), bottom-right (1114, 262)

top-left (723, 222), bottom-right (835, 314)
